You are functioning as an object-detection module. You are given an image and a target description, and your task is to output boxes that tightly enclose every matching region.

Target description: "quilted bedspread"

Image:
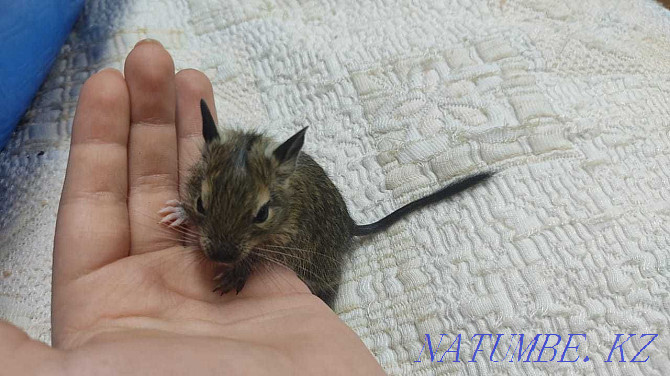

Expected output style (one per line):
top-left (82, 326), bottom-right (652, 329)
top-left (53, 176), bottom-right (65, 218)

top-left (2, 0), bottom-right (670, 374)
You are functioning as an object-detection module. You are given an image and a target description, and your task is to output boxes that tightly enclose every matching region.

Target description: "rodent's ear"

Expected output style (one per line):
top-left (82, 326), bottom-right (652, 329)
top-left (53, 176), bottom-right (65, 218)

top-left (273, 127), bottom-right (308, 166)
top-left (200, 99), bottom-right (220, 144)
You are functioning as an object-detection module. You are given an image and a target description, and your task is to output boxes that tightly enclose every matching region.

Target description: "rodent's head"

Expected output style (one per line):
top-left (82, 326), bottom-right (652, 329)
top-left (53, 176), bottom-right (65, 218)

top-left (183, 100), bottom-right (305, 264)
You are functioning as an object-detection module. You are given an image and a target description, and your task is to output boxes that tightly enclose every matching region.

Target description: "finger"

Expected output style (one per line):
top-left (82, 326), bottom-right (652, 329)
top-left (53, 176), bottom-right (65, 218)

top-left (54, 69), bottom-right (130, 286)
top-left (124, 39), bottom-right (179, 254)
top-left (175, 69), bottom-right (216, 194)
top-left (0, 321), bottom-right (64, 371)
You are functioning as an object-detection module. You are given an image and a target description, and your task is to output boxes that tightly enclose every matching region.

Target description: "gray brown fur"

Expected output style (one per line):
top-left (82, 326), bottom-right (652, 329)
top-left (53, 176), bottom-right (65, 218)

top-left (183, 129), bottom-right (352, 306)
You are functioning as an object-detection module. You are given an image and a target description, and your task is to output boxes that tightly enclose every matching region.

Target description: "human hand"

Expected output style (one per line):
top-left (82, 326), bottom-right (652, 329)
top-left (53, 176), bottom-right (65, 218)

top-left (1, 39), bottom-right (383, 375)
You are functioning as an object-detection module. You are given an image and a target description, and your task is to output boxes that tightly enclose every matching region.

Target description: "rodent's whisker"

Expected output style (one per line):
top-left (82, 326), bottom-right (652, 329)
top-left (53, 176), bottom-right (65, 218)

top-left (252, 253), bottom-right (309, 280)
top-left (178, 249), bottom-right (210, 274)
top-left (253, 247), bottom-right (309, 267)
top-left (252, 246), bottom-right (328, 268)
top-left (129, 208), bottom-right (202, 240)
top-left (146, 222), bottom-right (200, 242)
top-left (254, 250), bottom-right (335, 285)
top-left (129, 217), bottom-right (181, 237)
top-left (253, 250), bottom-right (338, 291)
top-left (161, 225), bottom-right (200, 239)
top-left (252, 261), bottom-right (299, 293)
top-left (128, 214), bottom-right (201, 245)
top-left (167, 225), bottom-right (202, 237)
top-left (261, 244), bottom-right (341, 264)
top-left (257, 245), bottom-right (340, 266)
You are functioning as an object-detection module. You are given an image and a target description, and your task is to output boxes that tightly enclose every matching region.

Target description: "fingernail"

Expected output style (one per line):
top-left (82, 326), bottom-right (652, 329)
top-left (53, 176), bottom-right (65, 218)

top-left (135, 38), bottom-right (163, 48)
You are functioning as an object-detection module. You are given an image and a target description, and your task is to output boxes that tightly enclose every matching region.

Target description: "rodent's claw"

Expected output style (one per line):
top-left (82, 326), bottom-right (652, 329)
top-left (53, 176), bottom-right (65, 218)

top-left (160, 212), bottom-right (178, 223)
top-left (212, 269), bottom-right (248, 296)
top-left (212, 285), bottom-right (227, 296)
top-left (235, 278), bottom-right (246, 294)
top-left (158, 200), bottom-right (187, 228)
top-left (212, 272), bottom-right (235, 295)
top-left (158, 200), bottom-right (181, 213)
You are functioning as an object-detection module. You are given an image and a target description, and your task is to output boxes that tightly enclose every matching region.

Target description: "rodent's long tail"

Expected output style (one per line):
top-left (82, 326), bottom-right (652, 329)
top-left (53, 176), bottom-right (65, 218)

top-left (351, 172), bottom-right (493, 237)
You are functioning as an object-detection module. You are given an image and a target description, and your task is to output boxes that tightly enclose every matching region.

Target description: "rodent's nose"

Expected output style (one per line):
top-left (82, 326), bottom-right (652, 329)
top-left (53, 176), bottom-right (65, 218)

top-left (210, 252), bottom-right (236, 263)
top-left (209, 242), bottom-right (239, 263)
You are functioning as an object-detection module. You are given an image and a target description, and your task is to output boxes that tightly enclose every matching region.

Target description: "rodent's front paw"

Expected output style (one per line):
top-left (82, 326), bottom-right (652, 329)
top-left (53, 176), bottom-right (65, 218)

top-left (158, 200), bottom-right (187, 227)
top-left (213, 268), bottom-right (249, 295)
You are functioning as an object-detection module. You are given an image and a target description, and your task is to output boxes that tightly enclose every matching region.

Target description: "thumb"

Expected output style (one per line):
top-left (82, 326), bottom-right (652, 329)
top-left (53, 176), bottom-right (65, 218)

top-left (0, 320), bottom-right (64, 375)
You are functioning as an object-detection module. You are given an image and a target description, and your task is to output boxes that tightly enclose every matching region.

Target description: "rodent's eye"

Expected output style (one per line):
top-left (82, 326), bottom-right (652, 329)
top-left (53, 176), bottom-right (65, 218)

top-left (196, 196), bottom-right (205, 214)
top-left (253, 203), bottom-right (269, 223)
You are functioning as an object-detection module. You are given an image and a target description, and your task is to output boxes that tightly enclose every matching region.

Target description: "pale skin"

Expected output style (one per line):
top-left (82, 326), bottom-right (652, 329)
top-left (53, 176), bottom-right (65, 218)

top-left (0, 39), bottom-right (384, 375)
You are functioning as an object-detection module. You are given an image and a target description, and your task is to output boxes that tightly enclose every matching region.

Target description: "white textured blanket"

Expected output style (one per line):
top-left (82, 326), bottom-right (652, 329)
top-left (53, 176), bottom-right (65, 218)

top-left (2, 0), bottom-right (670, 374)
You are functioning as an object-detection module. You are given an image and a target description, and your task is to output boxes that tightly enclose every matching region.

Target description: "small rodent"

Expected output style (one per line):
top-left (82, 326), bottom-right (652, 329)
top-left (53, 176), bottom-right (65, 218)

top-left (160, 100), bottom-right (492, 307)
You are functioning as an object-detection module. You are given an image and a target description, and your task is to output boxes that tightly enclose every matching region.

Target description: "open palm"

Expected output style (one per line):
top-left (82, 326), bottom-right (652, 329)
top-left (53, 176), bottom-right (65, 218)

top-left (1, 40), bottom-right (382, 375)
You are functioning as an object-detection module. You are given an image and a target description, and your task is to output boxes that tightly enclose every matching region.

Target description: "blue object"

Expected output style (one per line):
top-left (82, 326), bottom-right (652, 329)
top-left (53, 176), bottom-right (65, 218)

top-left (0, 0), bottom-right (84, 150)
